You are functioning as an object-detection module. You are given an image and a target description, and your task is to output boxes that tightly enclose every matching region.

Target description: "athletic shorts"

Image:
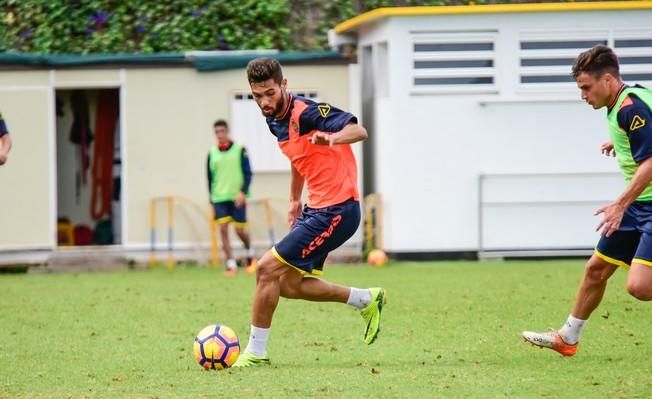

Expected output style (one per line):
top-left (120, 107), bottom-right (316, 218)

top-left (595, 201), bottom-right (652, 269)
top-left (212, 201), bottom-right (247, 226)
top-left (272, 198), bottom-right (360, 276)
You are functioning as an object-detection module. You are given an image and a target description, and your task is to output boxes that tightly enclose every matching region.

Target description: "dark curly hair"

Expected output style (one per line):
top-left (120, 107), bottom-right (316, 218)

top-left (246, 58), bottom-right (283, 84)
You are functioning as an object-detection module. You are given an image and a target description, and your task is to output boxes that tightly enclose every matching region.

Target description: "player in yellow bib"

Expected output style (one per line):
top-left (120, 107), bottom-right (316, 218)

top-left (207, 119), bottom-right (255, 276)
top-left (523, 45), bottom-right (652, 356)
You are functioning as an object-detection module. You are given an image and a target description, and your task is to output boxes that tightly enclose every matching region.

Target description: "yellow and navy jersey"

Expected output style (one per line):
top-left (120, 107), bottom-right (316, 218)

top-left (612, 85), bottom-right (652, 164)
top-left (0, 112), bottom-right (8, 137)
top-left (265, 95), bottom-right (360, 208)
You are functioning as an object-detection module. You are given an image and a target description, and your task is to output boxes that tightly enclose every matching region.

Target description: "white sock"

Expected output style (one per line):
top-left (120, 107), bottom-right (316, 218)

top-left (559, 314), bottom-right (587, 344)
top-left (347, 287), bottom-right (372, 309)
top-left (226, 258), bottom-right (237, 270)
top-left (246, 325), bottom-right (269, 356)
top-left (247, 247), bottom-right (255, 258)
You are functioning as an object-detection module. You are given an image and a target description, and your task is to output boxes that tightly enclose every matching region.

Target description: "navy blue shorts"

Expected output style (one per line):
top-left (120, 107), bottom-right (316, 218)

top-left (272, 199), bottom-right (360, 275)
top-left (596, 201), bottom-right (652, 269)
top-left (212, 201), bottom-right (247, 226)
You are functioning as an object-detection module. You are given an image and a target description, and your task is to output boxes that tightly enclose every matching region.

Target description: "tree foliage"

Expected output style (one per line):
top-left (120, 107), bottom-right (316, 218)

top-left (0, 0), bottom-right (576, 53)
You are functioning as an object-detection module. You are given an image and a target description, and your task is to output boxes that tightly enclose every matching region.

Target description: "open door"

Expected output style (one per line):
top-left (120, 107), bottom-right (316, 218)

top-left (55, 88), bottom-right (121, 247)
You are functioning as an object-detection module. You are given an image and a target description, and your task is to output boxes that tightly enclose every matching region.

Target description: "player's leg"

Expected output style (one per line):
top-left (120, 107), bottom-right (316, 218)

top-left (233, 249), bottom-right (284, 367)
top-left (278, 261), bottom-right (349, 302)
top-left (232, 203), bottom-right (255, 272)
top-left (275, 199), bottom-right (386, 344)
top-left (569, 254), bottom-right (619, 319)
top-left (234, 200), bottom-right (385, 367)
top-left (523, 230), bottom-right (637, 356)
top-left (627, 264), bottom-right (652, 300)
top-left (219, 222), bottom-right (238, 276)
top-left (627, 232), bottom-right (652, 300)
top-left (214, 202), bottom-right (237, 274)
top-left (277, 260), bottom-right (386, 346)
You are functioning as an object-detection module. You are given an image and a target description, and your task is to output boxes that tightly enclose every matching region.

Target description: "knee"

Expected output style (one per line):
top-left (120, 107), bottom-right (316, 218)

top-left (627, 280), bottom-right (652, 301)
top-left (235, 227), bottom-right (246, 236)
top-left (219, 224), bottom-right (229, 234)
top-left (584, 262), bottom-right (613, 285)
top-left (255, 253), bottom-right (279, 283)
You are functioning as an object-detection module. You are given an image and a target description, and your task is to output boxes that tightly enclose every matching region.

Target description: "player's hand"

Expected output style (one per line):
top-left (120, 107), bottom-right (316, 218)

top-left (309, 132), bottom-right (335, 146)
top-left (288, 200), bottom-right (302, 228)
top-left (601, 141), bottom-right (615, 157)
top-left (595, 202), bottom-right (625, 237)
top-left (235, 192), bottom-right (246, 208)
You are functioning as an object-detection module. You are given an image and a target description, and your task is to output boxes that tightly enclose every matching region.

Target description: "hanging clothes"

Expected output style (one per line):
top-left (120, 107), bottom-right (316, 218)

top-left (90, 90), bottom-right (119, 221)
top-left (69, 91), bottom-right (93, 187)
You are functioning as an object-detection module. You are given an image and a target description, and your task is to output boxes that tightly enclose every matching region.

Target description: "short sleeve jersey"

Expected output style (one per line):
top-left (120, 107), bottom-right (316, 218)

top-left (265, 95), bottom-right (360, 208)
top-left (615, 92), bottom-right (652, 163)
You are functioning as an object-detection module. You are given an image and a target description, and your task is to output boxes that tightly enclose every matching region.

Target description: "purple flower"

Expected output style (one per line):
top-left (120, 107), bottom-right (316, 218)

top-left (89, 10), bottom-right (113, 29)
top-left (84, 27), bottom-right (94, 35)
top-left (136, 25), bottom-right (145, 33)
top-left (95, 11), bottom-right (107, 25)
top-left (192, 7), bottom-right (207, 18)
top-left (20, 29), bottom-right (32, 39)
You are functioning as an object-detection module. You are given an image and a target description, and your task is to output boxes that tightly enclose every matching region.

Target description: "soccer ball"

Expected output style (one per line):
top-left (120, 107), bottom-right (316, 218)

top-left (193, 324), bottom-right (240, 370)
top-left (367, 249), bottom-right (388, 266)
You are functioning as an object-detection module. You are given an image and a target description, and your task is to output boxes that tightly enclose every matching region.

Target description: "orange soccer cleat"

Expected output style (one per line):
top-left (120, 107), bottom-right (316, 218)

top-left (522, 330), bottom-right (578, 357)
top-left (244, 257), bottom-right (257, 275)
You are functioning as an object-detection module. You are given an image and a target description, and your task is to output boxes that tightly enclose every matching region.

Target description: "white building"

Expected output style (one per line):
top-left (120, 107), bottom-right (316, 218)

top-left (332, 1), bottom-right (652, 258)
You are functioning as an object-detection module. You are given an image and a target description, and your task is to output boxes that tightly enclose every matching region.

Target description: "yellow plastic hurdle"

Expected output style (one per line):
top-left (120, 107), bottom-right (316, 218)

top-left (364, 193), bottom-right (384, 256)
top-left (148, 196), bottom-right (220, 270)
top-left (148, 196), bottom-right (276, 270)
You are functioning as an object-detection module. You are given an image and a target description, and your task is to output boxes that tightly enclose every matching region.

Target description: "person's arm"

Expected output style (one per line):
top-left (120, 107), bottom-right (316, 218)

top-left (0, 134), bottom-right (11, 166)
top-left (601, 141), bottom-right (615, 157)
top-left (596, 157), bottom-right (652, 236)
top-left (288, 164), bottom-right (304, 227)
top-left (299, 101), bottom-right (367, 146)
top-left (614, 157), bottom-right (652, 207)
top-left (206, 153), bottom-right (214, 201)
top-left (0, 113), bottom-right (11, 166)
top-left (596, 96), bottom-right (652, 236)
top-left (235, 147), bottom-right (252, 207)
top-left (310, 122), bottom-right (368, 146)
top-left (240, 147), bottom-right (252, 194)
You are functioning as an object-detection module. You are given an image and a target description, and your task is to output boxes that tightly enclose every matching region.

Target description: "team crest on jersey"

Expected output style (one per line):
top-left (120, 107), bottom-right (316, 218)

top-left (317, 103), bottom-right (331, 118)
top-left (290, 120), bottom-right (299, 133)
top-left (630, 115), bottom-right (646, 132)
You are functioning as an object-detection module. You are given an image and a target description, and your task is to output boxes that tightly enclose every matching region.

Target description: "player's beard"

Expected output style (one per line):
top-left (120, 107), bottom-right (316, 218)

top-left (261, 93), bottom-right (287, 118)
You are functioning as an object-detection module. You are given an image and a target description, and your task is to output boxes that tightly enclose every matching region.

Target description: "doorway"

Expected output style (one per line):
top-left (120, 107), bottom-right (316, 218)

top-left (55, 88), bottom-right (122, 246)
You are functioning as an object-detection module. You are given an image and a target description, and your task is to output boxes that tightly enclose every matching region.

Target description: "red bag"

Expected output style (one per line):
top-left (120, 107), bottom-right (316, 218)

top-left (73, 225), bottom-right (94, 246)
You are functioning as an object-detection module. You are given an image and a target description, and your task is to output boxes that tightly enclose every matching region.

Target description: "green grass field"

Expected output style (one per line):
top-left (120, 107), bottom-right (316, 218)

top-left (1, 260), bottom-right (650, 398)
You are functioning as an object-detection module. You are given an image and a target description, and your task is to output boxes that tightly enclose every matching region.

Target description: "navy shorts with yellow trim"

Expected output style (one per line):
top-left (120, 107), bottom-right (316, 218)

top-left (212, 201), bottom-right (247, 225)
top-left (273, 198), bottom-right (360, 276)
top-left (596, 201), bottom-right (652, 269)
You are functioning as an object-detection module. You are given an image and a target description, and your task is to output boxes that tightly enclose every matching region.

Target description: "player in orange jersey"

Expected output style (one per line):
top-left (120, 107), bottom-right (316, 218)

top-left (234, 58), bottom-right (386, 367)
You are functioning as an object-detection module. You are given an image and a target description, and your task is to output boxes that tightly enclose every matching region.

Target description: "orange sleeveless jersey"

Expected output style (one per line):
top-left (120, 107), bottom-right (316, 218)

top-left (266, 96), bottom-right (360, 209)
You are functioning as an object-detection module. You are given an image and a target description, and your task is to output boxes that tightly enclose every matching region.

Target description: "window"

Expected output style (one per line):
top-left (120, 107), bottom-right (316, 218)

top-left (230, 92), bottom-right (319, 172)
top-left (410, 31), bottom-right (497, 93)
top-left (614, 30), bottom-right (652, 84)
top-left (518, 30), bottom-right (608, 86)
